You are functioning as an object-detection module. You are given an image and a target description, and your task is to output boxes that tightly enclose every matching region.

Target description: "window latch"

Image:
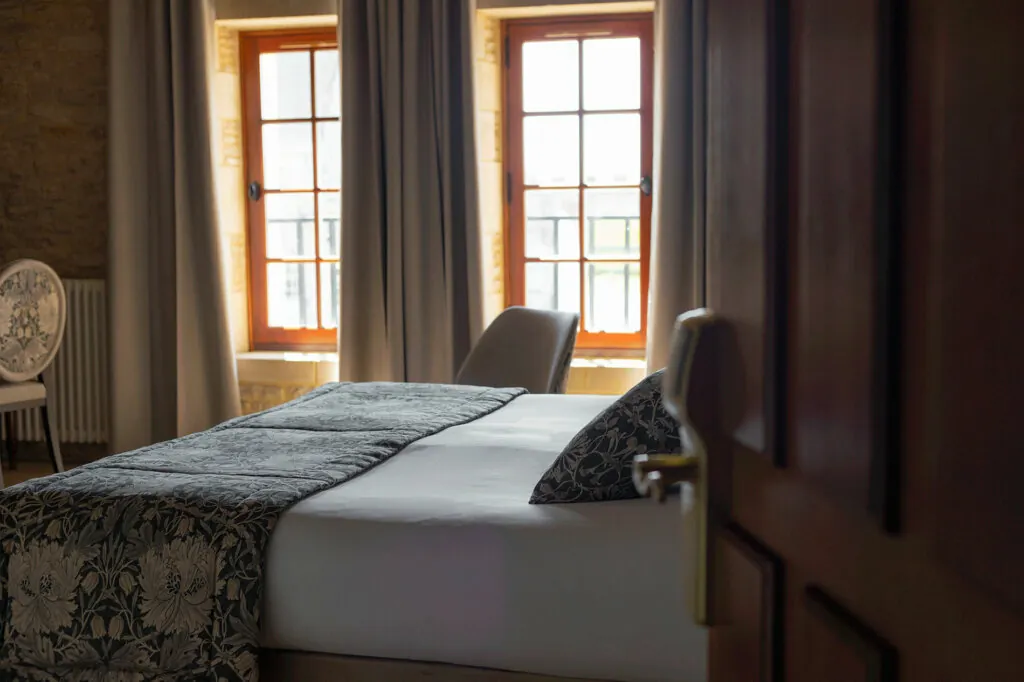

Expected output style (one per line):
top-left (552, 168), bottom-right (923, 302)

top-left (640, 176), bottom-right (653, 197)
top-left (247, 181), bottom-right (262, 202)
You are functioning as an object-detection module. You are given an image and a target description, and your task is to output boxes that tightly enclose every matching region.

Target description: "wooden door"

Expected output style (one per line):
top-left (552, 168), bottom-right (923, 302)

top-left (696, 0), bottom-right (1024, 679)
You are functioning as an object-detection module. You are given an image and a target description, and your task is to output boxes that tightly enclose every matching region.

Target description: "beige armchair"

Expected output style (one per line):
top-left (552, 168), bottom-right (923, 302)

top-left (455, 306), bottom-right (579, 394)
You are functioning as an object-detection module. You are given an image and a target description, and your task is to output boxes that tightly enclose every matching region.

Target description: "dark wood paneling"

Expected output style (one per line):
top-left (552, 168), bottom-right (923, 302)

top-left (791, 0), bottom-right (880, 516)
top-left (870, 0), bottom-right (907, 533)
top-left (803, 586), bottom-right (897, 682)
top-left (710, 524), bottom-right (783, 682)
top-left (927, 0), bottom-right (1024, 615)
top-left (705, 0), bottom-right (769, 456)
top-left (765, 0), bottom-right (791, 469)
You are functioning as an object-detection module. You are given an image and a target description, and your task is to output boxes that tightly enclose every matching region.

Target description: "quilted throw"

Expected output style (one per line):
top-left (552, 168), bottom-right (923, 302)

top-left (0, 382), bottom-right (525, 681)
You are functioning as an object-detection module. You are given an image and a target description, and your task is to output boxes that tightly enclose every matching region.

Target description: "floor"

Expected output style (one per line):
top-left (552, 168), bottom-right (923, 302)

top-left (1, 460), bottom-right (71, 486)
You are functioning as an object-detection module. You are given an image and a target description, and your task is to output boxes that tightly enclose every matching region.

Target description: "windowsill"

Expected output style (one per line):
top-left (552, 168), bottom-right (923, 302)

top-left (570, 356), bottom-right (646, 369)
top-left (236, 350), bottom-right (645, 396)
top-left (237, 350), bottom-right (337, 363)
top-left (237, 348), bottom-right (638, 364)
top-left (236, 350), bottom-right (338, 387)
top-left (237, 350), bottom-right (643, 367)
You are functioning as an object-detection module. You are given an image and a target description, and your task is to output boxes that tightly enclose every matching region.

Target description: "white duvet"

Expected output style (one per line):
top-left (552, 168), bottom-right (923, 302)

top-left (261, 394), bottom-right (707, 682)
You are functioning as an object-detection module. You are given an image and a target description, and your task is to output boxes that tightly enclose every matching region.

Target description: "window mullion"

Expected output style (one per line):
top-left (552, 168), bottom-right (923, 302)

top-left (576, 38), bottom-right (586, 334)
top-left (309, 48), bottom-right (324, 332)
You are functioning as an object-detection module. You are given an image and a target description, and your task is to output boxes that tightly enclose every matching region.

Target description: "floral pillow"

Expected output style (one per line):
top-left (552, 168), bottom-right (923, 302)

top-left (530, 369), bottom-right (682, 504)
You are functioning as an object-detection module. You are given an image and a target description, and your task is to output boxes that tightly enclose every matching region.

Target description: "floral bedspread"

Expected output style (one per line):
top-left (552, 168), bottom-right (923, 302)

top-left (0, 382), bottom-right (525, 681)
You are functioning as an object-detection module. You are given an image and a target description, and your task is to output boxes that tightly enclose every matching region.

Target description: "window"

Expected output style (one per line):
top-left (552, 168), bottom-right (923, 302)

top-left (504, 16), bottom-right (653, 350)
top-left (241, 30), bottom-right (340, 350)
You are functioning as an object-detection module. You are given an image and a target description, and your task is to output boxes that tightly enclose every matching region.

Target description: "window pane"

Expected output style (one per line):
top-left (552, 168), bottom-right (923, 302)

top-left (583, 38), bottom-right (641, 111)
top-left (260, 51), bottom-right (312, 120)
top-left (585, 262), bottom-right (641, 333)
top-left (316, 121), bottom-right (341, 189)
top-left (262, 122), bottom-right (314, 190)
top-left (522, 40), bottom-right (578, 113)
top-left (320, 262), bottom-right (339, 329)
top-left (583, 113), bottom-right (640, 186)
top-left (525, 190), bottom-right (579, 258)
top-left (526, 262), bottom-right (580, 314)
top-left (524, 115), bottom-right (579, 186)
top-left (265, 193), bottom-right (316, 259)
top-left (319, 193), bottom-right (341, 258)
top-left (267, 262), bottom-right (318, 329)
top-left (314, 49), bottom-right (340, 117)
top-left (584, 188), bottom-right (641, 259)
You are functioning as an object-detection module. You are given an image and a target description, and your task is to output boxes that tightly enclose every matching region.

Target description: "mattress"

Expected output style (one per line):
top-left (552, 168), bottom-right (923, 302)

top-left (262, 394), bottom-right (708, 682)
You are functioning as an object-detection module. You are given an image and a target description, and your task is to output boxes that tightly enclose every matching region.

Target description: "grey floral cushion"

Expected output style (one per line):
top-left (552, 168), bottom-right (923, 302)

top-left (530, 369), bottom-right (682, 503)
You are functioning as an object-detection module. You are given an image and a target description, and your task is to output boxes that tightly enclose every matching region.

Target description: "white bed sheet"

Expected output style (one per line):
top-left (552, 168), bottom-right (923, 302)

top-left (262, 394), bottom-right (707, 682)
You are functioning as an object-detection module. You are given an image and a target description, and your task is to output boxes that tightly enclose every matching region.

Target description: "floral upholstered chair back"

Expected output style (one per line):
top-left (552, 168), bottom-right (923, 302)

top-left (0, 260), bottom-right (67, 383)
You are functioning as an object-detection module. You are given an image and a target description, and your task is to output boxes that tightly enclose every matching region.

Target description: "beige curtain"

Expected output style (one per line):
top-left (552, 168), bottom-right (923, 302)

top-left (646, 0), bottom-right (707, 372)
top-left (108, 0), bottom-right (240, 454)
top-left (337, 0), bottom-right (484, 383)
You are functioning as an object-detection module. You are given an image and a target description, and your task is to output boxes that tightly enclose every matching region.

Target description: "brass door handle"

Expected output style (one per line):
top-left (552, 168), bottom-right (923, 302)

top-left (632, 454), bottom-right (700, 503)
top-left (632, 309), bottom-right (717, 626)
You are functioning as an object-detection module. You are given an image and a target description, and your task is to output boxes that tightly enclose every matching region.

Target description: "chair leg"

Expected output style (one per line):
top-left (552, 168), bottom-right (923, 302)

top-left (2, 412), bottom-right (15, 471)
top-left (41, 406), bottom-right (64, 474)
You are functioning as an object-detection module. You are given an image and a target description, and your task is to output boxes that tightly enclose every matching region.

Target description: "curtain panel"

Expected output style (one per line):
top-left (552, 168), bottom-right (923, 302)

top-left (109, 0), bottom-right (240, 453)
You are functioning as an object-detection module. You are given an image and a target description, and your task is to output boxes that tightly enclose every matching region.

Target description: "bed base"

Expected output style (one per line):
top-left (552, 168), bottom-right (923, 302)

top-left (260, 649), bottom-right (609, 682)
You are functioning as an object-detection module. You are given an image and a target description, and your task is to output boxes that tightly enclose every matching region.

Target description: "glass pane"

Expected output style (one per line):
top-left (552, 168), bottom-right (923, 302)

top-left (262, 122), bottom-right (313, 190)
top-left (522, 40), bottom-right (579, 113)
top-left (583, 113), bottom-right (640, 186)
top-left (524, 115), bottom-right (579, 186)
top-left (584, 188), bottom-right (641, 259)
top-left (260, 51), bottom-right (312, 120)
top-left (585, 262), bottom-right (641, 333)
top-left (525, 262), bottom-right (580, 314)
top-left (525, 190), bottom-right (579, 258)
top-left (267, 262), bottom-right (318, 329)
top-left (265, 193), bottom-right (316, 259)
top-left (320, 262), bottom-right (340, 329)
top-left (583, 38), bottom-right (641, 111)
top-left (319, 193), bottom-right (341, 258)
top-left (314, 49), bottom-right (340, 117)
top-left (316, 121), bottom-right (341, 189)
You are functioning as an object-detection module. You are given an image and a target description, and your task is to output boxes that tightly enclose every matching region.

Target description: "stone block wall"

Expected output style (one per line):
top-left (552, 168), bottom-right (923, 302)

top-left (0, 0), bottom-right (109, 279)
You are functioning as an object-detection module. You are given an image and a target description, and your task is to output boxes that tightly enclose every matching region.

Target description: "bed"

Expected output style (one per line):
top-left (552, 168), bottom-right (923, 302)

top-left (0, 385), bottom-right (706, 682)
top-left (262, 394), bottom-right (707, 682)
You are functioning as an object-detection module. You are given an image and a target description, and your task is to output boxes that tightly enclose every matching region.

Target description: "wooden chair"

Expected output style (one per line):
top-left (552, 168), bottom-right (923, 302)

top-left (0, 259), bottom-right (67, 488)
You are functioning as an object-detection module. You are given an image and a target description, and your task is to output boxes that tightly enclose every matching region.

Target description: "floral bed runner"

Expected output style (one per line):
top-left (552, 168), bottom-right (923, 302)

top-left (0, 382), bottom-right (525, 681)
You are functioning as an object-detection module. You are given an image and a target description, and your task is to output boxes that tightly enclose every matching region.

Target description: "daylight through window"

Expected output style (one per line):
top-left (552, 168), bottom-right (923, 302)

top-left (242, 30), bottom-right (340, 350)
top-left (505, 15), bottom-right (653, 350)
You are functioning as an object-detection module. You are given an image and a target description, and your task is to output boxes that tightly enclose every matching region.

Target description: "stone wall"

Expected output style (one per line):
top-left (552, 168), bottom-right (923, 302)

top-left (0, 0), bottom-right (108, 279)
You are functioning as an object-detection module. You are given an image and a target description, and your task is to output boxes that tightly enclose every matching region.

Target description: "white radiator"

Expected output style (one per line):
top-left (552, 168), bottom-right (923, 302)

top-left (1, 279), bottom-right (109, 444)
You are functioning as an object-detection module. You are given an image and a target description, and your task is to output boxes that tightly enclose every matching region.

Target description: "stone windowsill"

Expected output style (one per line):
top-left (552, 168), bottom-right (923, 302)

top-left (236, 351), bottom-right (646, 396)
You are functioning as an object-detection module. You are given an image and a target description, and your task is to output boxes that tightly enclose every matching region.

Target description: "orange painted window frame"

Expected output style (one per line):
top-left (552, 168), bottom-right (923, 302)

top-left (503, 15), bottom-right (654, 351)
top-left (241, 29), bottom-right (339, 351)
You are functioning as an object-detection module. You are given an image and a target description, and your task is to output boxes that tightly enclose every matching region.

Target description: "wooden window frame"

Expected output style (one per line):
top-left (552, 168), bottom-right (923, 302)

top-left (503, 15), bottom-right (654, 351)
top-left (241, 29), bottom-right (339, 351)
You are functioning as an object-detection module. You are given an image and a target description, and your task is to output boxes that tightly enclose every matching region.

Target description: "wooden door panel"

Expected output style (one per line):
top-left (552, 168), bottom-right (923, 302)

top-left (708, 525), bottom-right (783, 682)
top-left (705, 0), bottom-right (770, 457)
top-left (701, 0), bottom-right (1024, 680)
top-left (801, 586), bottom-right (898, 682)
top-left (791, 0), bottom-right (893, 523)
top-left (728, 449), bottom-right (1024, 681)
top-left (922, 0), bottom-right (1024, 615)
